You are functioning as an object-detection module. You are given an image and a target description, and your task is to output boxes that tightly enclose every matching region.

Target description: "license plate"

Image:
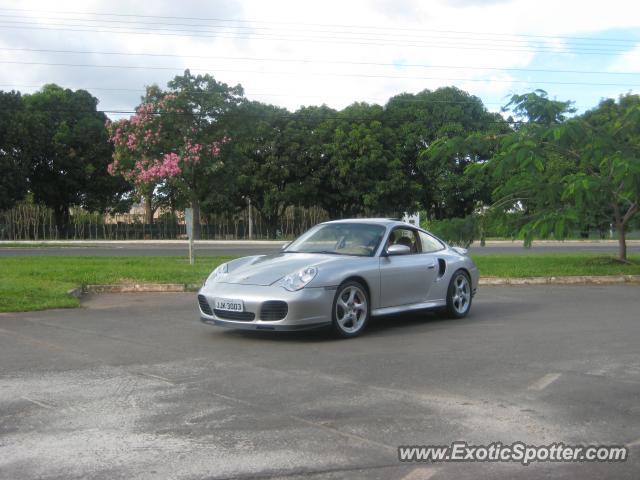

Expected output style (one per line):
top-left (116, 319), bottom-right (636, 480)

top-left (214, 298), bottom-right (244, 312)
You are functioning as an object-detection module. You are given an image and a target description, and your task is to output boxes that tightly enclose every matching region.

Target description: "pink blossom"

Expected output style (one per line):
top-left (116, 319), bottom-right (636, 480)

top-left (132, 153), bottom-right (182, 184)
top-left (127, 134), bottom-right (137, 151)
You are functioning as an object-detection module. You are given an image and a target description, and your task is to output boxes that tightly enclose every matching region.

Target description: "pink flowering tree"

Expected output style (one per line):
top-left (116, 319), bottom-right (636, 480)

top-left (107, 73), bottom-right (242, 237)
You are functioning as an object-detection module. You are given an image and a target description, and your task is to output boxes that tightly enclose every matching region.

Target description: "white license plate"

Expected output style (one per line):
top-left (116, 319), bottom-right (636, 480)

top-left (214, 298), bottom-right (244, 312)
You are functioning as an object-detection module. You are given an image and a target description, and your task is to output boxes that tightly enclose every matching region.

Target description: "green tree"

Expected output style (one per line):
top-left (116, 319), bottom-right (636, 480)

top-left (223, 101), bottom-right (294, 236)
top-left (503, 89), bottom-right (575, 126)
top-left (24, 84), bottom-right (130, 232)
top-left (327, 102), bottom-right (417, 217)
top-left (108, 71), bottom-right (243, 238)
top-left (560, 95), bottom-right (640, 260)
top-left (384, 87), bottom-right (504, 219)
top-left (0, 91), bottom-right (28, 210)
top-left (486, 91), bottom-right (580, 245)
top-left (281, 105), bottom-right (338, 215)
top-left (488, 91), bottom-right (640, 261)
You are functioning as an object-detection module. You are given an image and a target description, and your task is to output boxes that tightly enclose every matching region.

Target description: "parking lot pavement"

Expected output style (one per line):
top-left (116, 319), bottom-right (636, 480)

top-left (1, 286), bottom-right (639, 479)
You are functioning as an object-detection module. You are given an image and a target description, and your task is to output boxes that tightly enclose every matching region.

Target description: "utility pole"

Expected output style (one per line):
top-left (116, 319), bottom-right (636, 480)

top-left (247, 196), bottom-right (253, 240)
top-left (185, 208), bottom-right (194, 265)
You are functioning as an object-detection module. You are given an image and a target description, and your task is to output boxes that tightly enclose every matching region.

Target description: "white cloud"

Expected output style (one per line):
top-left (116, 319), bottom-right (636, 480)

top-left (609, 44), bottom-right (640, 72)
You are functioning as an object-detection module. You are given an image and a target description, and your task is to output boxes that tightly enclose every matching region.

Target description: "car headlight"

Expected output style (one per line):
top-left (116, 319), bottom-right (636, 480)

top-left (204, 262), bottom-right (228, 285)
top-left (277, 266), bottom-right (318, 291)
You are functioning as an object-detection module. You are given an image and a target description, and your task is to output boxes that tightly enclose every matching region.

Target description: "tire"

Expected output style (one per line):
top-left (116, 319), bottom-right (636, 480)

top-left (331, 280), bottom-right (370, 338)
top-left (444, 269), bottom-right (472, 319)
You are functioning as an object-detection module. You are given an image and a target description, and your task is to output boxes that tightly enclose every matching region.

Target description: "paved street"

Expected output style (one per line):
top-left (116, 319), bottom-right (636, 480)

top-left (1, 286), bottom-right (638, 479)
top-left (1, 240), bottom-right (639, 257)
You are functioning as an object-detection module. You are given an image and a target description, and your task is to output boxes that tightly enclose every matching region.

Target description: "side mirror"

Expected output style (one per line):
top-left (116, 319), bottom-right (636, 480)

top-left (386, 244), bottom-right (411, 256)
top-left (281, 242), bottom-right (290, 250)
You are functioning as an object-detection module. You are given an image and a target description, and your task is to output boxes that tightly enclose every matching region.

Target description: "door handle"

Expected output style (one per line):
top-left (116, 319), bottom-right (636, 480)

top-left (427, 263), bottom-right (435, 269)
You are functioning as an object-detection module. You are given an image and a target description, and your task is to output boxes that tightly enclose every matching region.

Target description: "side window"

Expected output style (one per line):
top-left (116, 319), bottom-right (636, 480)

top-left (419, 231), bottom-right (444, 253)
top-left (388, 228), bottom-right (419, 254)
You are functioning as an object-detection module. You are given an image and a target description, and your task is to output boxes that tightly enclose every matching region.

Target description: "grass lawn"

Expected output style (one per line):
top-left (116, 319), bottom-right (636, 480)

top-left (1, 253), bottom-right (639, 313)
top-left (0, 256), bottom-right (231, 312)
top-left (471, 253), bottom-right (640, 278)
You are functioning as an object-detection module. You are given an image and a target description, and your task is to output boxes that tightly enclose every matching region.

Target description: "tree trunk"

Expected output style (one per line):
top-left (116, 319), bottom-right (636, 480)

top-left (616, 222), bottom-right (626, 262)
top-left (191, 197), bottom-right (201, 240)
top-left (53, 204), bottom-right (70, 238)
top-left (613, 201), bottom-right (638, 262)
top-left (265, 214), bottom-right (279, 239)
top-left (144, 192), bottom-right (154, 225)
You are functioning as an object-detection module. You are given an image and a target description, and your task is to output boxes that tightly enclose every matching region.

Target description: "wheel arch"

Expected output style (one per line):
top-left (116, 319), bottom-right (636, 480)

top-left (455, 266), bottom-right (472, 280)
top-left (341, 275), bottom-right (372, 302)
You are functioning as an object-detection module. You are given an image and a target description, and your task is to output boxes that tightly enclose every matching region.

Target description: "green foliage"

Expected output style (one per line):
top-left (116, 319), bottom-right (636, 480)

top-left (424, 215), bottom-right (479, 248)
top-left (409, 88), bottom-right (510, 219)
top-left (5, 79), bottom-right (640, 247)
top-left (220, 100), bottom-right (295, 236)
top-left (328, 102), bottom-right (418, 217)
top-left (486, 92), bottom-right (640, 258)
top-left (0, 90), bottom-right (28, 210)
top-left (503, 89), bottom-right (575, 125)
top-left (23, 85), bottom-right (131, 230)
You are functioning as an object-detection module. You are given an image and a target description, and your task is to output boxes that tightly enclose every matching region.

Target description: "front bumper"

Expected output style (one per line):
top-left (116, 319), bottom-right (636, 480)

top-left (198, 282), bottom-right (334, 331)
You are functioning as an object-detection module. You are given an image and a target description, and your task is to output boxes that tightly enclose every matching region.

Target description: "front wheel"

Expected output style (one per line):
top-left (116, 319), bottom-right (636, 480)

top-left (445, 270), bottom-right (472, 318)
top-left (331, 281), bottom-right (369, 338)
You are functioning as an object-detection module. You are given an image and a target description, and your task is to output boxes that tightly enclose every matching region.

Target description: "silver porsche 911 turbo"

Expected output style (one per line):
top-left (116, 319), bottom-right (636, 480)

top-left (198, 218), bottom-right (479, 337)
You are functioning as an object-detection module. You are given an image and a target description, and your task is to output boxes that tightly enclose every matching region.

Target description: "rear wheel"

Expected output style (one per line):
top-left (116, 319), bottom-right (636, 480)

top-left (331, 281), bottom-right (369, 338)
top-left (445, 270), bottom-right (472, 318)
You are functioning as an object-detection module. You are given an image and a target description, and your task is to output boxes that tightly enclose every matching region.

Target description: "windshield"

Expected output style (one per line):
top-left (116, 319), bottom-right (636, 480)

top-left (285, 223), bottom-right (386, 257)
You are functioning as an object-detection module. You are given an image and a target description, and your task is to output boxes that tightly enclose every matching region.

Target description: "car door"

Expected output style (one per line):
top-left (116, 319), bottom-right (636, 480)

top-left (379, 228), bottom-right (438, 308)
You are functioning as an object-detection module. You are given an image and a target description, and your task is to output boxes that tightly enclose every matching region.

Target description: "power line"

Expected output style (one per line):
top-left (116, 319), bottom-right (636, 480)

top-left (0, 22), bottom-right (633, 56)
top-left (0, 14), bottom-right (635, 51)
top-left (0, 6), bottom-right (637, 45)
top-left (2, 60), bottom-right (639, 88)
top-left (2, 47), bottom-right (639, 76)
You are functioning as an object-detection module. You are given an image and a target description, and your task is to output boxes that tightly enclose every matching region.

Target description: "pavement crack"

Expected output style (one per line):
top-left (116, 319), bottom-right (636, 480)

top-left (203, 462), bottom-right (418, 480)
top-left (196, 387), bottom-right (398, 455)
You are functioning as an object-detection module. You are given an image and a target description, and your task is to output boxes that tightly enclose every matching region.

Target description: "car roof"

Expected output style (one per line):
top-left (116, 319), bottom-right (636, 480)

top-left (323, 218), bottom-right (418, 229)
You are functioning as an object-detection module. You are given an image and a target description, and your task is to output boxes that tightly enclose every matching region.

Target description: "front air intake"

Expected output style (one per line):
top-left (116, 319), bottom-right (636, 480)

top-left (260, 301), bottom-right (289, 321)
top-left (213, 310), bottom-right (256, 321)
top-left (197, 295), bottom-right (213, 315)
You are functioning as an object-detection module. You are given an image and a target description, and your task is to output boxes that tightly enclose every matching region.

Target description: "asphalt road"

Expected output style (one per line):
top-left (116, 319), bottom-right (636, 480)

top-left (1, 241), bottom-right (639, 257)
top-left (1, 286), bottom-right (638, 479)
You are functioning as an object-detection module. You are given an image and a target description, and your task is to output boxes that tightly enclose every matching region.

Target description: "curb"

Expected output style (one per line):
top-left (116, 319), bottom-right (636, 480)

top-left (479, 275), bottom-right (640, 286)
top-left (66, 275), bottom-right (640, 300)
top-left (67, 283), bottom-right (201, 298)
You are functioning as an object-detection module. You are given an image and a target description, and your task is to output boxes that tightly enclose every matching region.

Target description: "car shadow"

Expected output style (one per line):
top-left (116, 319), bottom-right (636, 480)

top-left (219, 328), bottom-right (331, 343)
top-left (214, 297), bottom-right (542, 342)
top-left (216, 310), bottom-right (458, 343)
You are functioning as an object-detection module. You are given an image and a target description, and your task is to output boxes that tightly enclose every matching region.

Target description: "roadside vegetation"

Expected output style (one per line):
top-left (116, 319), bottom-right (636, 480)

top-left (2, 76), bottom-right (639, 261)
top-left (1, 254), bottom-right (639, 313)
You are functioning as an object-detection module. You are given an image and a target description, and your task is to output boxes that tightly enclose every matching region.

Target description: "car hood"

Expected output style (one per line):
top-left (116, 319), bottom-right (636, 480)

top-left (218, 252), bottom-right (351, 286)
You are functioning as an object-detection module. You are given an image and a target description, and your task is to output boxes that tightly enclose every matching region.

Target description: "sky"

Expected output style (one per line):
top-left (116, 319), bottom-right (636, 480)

top-left (0, 0), bottom-right (639, 119)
